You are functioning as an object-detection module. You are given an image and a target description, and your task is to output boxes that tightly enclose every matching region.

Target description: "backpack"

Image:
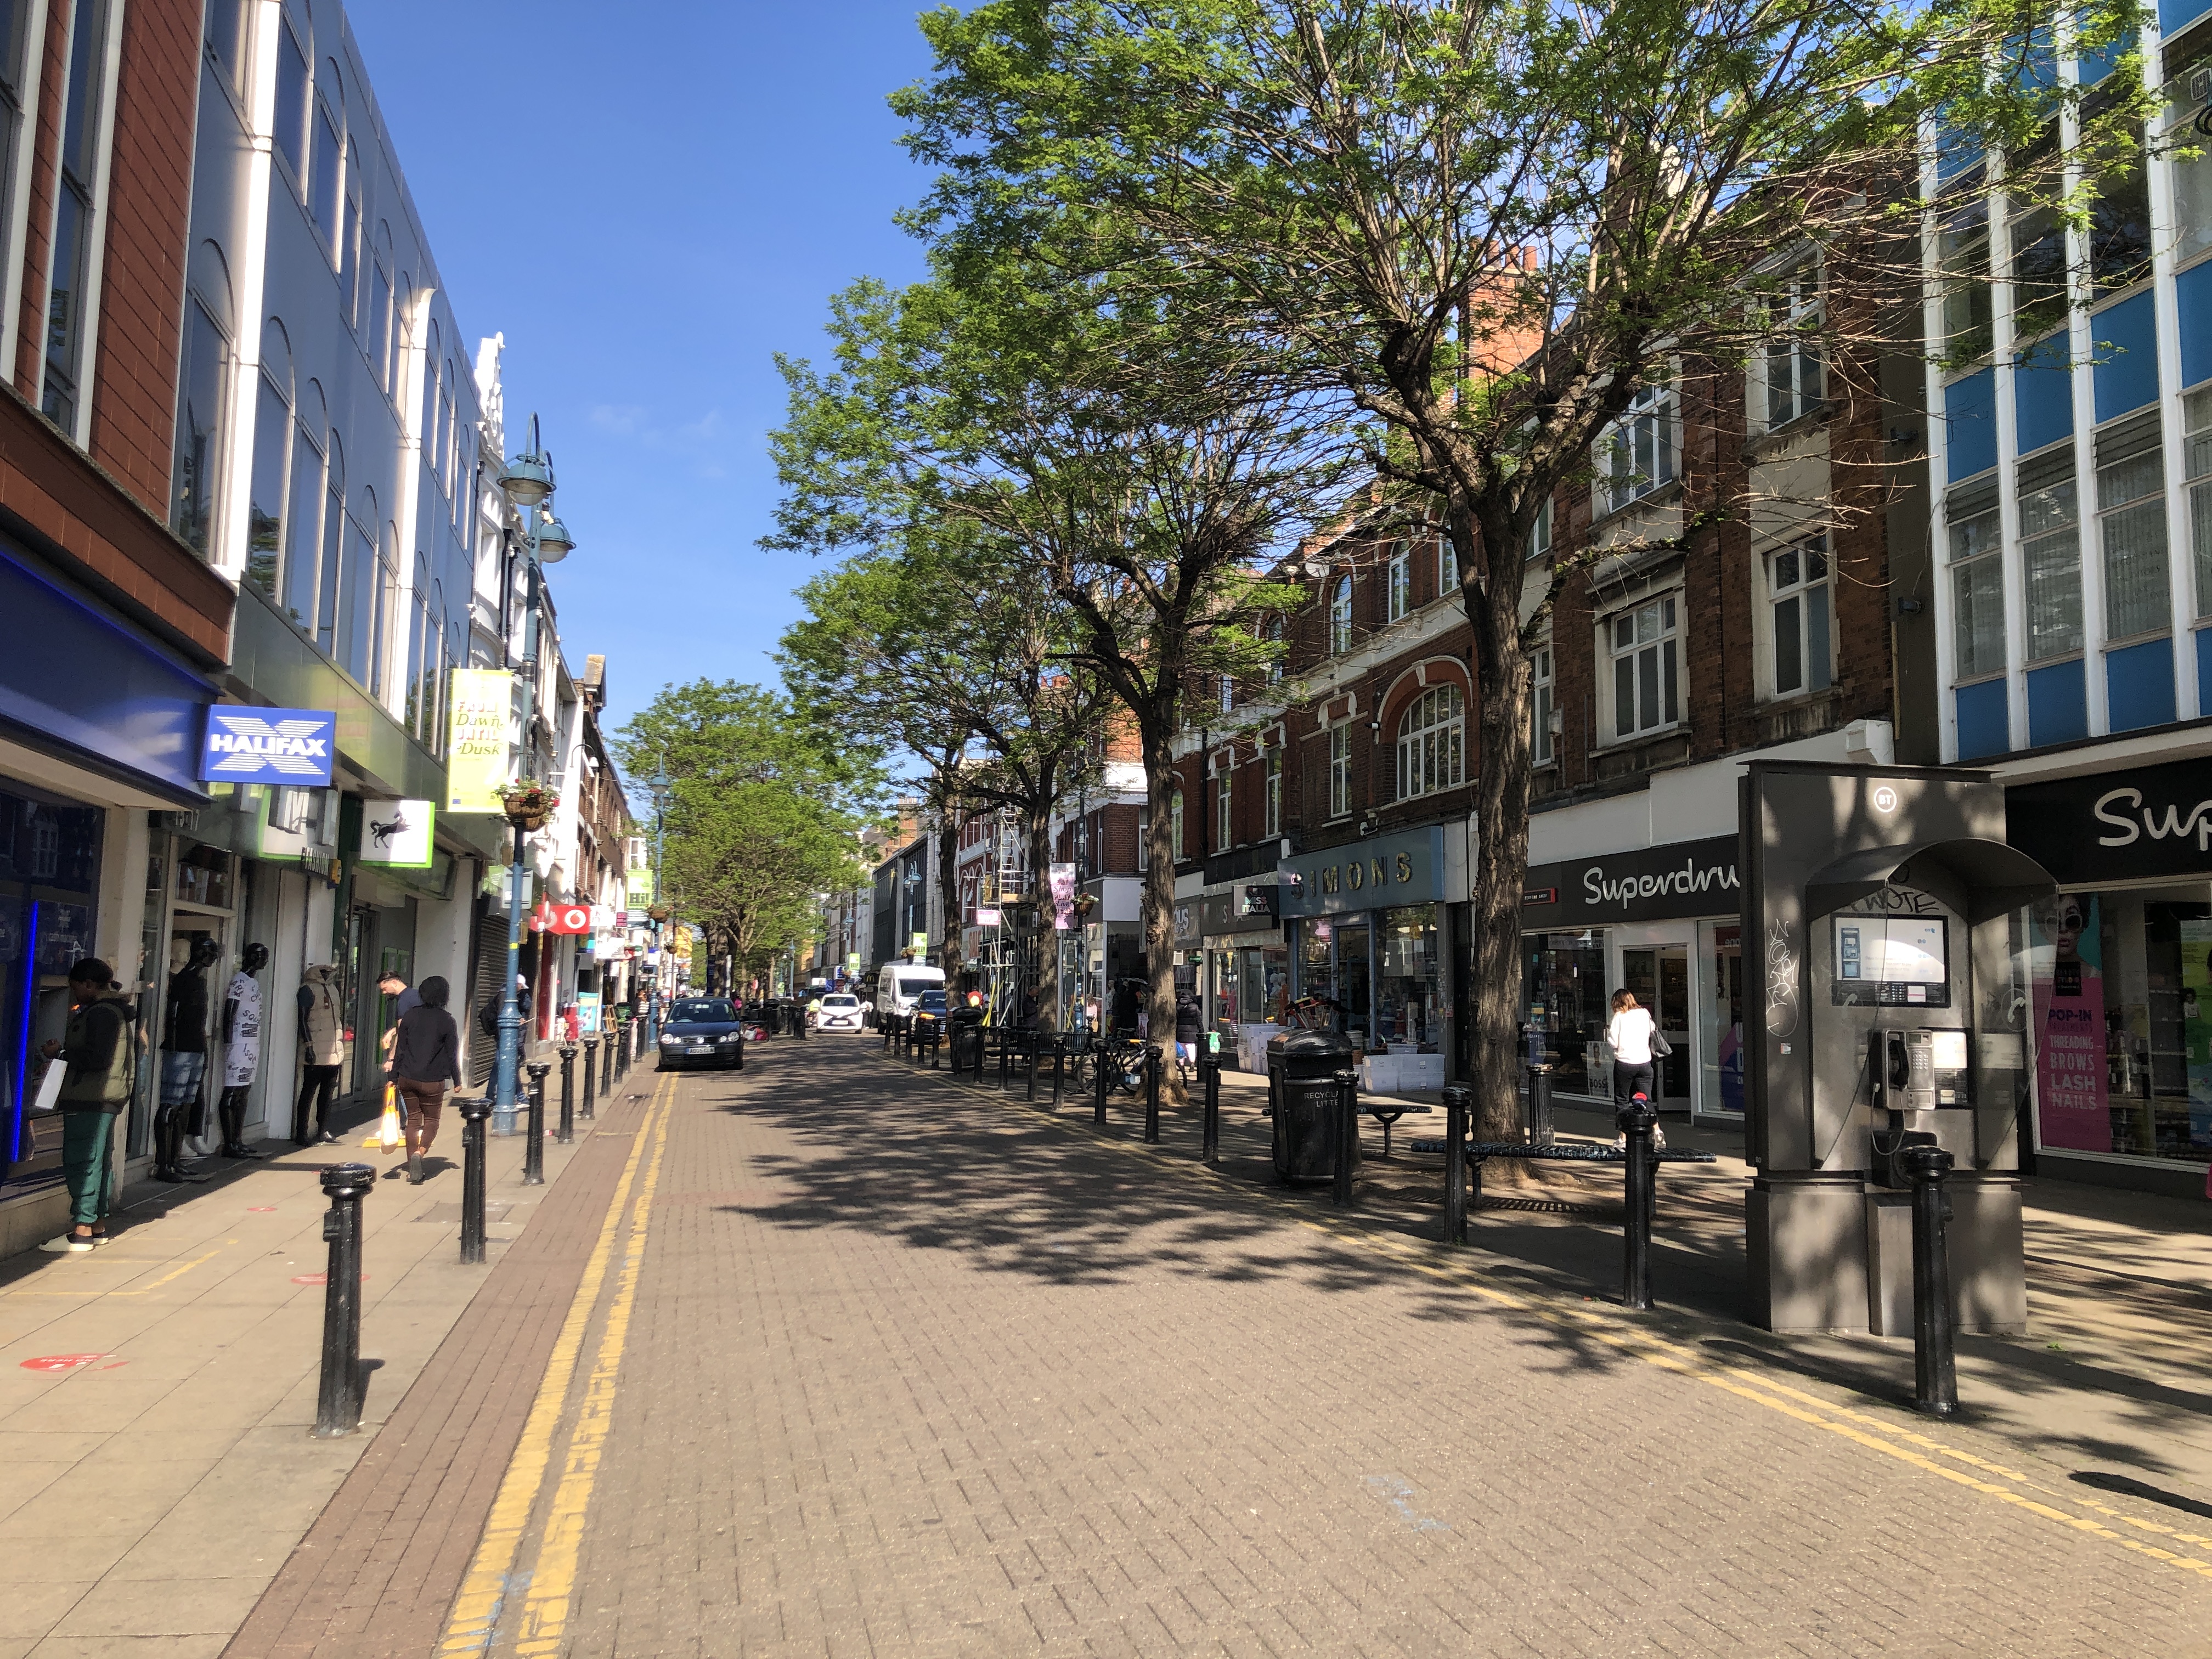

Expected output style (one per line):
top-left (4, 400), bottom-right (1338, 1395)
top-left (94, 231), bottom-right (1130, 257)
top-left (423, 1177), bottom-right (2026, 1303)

top-left (477, 1000), bottom-right (498, 1039)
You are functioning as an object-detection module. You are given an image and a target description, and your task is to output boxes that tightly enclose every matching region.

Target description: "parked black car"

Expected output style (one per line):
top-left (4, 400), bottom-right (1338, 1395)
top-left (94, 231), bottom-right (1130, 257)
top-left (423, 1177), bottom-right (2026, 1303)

top-left (655, 997), bottom-right (748, 1071)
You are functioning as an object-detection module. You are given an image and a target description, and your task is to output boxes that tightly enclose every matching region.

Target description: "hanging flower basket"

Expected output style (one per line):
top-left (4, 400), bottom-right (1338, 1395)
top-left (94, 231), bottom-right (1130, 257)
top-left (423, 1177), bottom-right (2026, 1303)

top-left (499, 783), bottom-right (560, 831)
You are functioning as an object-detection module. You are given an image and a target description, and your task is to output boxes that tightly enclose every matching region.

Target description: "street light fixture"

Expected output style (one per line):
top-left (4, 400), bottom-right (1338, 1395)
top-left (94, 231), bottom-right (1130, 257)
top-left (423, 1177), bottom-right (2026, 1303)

top-left (490, 414), bottom-right (578, 1124)
top-left (646, 762), bottom-right (671, 1042)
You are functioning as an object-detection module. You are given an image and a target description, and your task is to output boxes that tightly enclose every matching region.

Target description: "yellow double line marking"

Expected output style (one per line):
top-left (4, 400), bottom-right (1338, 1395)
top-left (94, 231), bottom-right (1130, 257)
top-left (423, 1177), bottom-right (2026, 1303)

top-left (904, 1053), bottom-right (2212, 1588)
top-left (438, 1074), bottom-right (676, 1657)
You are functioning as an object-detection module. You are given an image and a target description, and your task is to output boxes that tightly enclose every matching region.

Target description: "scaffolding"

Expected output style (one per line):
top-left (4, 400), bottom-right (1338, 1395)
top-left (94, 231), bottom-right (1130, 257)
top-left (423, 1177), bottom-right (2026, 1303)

top-left (965, 813), bottom-right (1030, 1025)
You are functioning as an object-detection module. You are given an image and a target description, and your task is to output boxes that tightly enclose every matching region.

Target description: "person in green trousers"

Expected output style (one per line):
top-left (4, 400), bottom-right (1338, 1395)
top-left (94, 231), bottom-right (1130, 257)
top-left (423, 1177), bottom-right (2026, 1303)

top-left (37, 957), bottom-right (137, 1252)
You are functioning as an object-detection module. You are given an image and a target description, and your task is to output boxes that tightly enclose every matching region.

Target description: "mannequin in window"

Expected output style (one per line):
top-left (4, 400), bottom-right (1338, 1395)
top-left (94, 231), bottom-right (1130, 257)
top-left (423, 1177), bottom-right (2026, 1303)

top-left (154, 936), bottom-right (222, 1182)
top-left (216, 943), bottom-right (268, 1158)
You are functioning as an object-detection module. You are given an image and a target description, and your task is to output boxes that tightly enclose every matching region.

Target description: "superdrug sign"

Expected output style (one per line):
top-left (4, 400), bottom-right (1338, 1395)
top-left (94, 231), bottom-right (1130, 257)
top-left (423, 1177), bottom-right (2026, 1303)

top-left (1520, 833), bottom-right (1742, 927)
top-left (2007, 756), bottom-right (2212, 885)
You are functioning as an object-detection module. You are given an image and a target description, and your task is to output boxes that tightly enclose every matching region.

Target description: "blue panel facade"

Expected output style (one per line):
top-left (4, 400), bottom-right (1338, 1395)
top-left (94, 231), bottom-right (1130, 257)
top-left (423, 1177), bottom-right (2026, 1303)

top-left (1955, 679), bottom-right (2010, 759)
top-left (2106, 636), bottom-right (2177, 731)
top-left (2013, 334), bottom-right (2074, 456)
top-left (1943, 369), bottom-right (1997, 482)
top-left (2025, 659), bottom-right (2089, 747)
top-left (2091, 291), bottom-right (2160, 424)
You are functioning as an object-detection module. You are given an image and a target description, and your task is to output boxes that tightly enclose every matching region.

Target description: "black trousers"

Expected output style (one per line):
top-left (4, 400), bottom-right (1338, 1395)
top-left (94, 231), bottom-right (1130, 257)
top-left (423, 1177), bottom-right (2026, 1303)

top-left (295, 1064), bottom-right (341, 1142)
top-left (1612, 1060), bottom-right (1655, 1108)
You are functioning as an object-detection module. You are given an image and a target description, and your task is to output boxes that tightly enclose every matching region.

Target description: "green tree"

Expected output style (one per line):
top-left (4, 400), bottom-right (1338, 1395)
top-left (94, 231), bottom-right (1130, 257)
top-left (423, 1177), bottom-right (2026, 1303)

top-left (768, 271), bottom-right (1339, 1070)
top-left (897, 0), bottom-right (2148, 1136)
top-left (614, 679), bottom-right (878, 993)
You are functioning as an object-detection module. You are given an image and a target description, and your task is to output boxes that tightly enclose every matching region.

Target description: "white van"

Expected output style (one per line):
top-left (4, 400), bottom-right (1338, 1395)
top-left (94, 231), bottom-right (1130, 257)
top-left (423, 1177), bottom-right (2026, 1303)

top-left (876, 963), bottom-right (945, 1020)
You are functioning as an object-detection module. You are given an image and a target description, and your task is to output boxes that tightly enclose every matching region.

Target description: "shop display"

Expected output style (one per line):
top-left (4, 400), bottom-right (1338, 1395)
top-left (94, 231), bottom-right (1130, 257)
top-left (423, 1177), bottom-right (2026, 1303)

top-left (153, 936), bottom-right (220, 1183)
top-left (217, 943), bottom-right (268, 1158)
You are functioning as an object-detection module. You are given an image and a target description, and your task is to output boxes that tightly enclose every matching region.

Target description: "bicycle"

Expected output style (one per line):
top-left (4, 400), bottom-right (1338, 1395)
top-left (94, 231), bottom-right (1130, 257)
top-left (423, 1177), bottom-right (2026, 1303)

top-left (1082, 1032), bottom-right (1149, 1096)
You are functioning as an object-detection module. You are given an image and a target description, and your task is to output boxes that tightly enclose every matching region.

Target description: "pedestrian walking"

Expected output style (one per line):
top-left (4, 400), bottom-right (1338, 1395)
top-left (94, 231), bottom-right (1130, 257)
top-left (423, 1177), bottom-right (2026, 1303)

top-left (37, 958), bottom-right (136, 1252)
top-left (1607, 988), bottom-right (1658, 1109)
top-left (377, 968), bottom-right (420, 1071)
top-left (295, 962), bottom-right (345, 1146)
top-left (388, 975), bottom-right (460, 1185)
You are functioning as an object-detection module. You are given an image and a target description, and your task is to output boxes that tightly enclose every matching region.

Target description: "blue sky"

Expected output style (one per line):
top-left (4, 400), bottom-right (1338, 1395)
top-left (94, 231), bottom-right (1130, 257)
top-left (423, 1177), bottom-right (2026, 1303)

top-left (349, 1), bottom-right (939, 757)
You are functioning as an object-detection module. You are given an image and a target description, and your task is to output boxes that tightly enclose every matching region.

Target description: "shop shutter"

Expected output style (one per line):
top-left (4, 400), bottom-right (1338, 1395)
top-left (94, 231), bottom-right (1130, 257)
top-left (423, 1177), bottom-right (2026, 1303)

top-left (466, 899), bottom-right (506, 1090)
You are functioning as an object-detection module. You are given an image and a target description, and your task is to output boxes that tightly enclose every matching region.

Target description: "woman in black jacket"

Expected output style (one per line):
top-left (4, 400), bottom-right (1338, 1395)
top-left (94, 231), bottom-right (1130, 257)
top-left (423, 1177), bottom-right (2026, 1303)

top-left (390, 976), bottom-right (461, 1184)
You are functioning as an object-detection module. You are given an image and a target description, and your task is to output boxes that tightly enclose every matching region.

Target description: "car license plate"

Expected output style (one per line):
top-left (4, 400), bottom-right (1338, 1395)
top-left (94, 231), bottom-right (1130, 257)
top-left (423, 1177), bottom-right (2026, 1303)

top-left (687, 1044), bottom-right (713, 1055)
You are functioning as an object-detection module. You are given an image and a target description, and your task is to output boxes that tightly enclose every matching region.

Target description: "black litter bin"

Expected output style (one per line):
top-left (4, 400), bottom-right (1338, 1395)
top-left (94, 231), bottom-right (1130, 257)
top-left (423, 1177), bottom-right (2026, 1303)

top-left (948, 1006), bottom-right (984, 1070)
top-left (1267, 1028), bottom-right (1356, 1184)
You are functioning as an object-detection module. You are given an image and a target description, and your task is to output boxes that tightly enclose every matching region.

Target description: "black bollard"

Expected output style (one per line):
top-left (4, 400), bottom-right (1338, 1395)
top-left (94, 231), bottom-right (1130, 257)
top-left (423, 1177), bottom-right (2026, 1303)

top-left (883, 1012), bottom-right (895, 1052)
top-left (557, 1044), bottom-right (576, 1144)
top-left (582, 1036), bottom-right (599, 1115)
top-left (599, 1031), bottom-right (613, 1099)
top-left (459, 1097), bottom-right (493, 1265)
top-left (796, 1003), bottom-right (808, 1042)
top-left (1143, 1045), bottom-right (1162, 1143)
top-left (1332, 1069), bottom-right (1358, 1207)
top-left (1618, 1094), bottom-right (1658, 1310)
top-left (614, 1024), bottom-right (628, 1082)
top-left (523, 1062), bottom-right (549, 1186)
top-left (1905, 1144), bottom-right (1959, 1417)
top-left (998, 1028), bottom-right (1012, 1092)
top-left (1526, 1063), bottom-right (1554, 1146)
top-left (973, 1022), bottom-right (988, 1084)
top-left (312, 1161), bottom-right (375, 1438)
top-left (1094, 1041), bottom-right (1109, 1126)
top-left (1025, 1030), bottom-right (1040, 1102)
top-left (1442, 1084), bottom-right (1470, 1245)
top-left (1051, 1036), bottom-right (1066, 1109)
top-left (1200, 1047), bottom-right (1221, 1166)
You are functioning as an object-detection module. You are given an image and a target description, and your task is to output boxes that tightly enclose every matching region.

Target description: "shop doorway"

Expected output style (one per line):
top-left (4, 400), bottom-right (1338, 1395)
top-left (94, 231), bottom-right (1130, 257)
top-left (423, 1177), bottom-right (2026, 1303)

top-left (1621, 944), bottom-right (1691, 1109)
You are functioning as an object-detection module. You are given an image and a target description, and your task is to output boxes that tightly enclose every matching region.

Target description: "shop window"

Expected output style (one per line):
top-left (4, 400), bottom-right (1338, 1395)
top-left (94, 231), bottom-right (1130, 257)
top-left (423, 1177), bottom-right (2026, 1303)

top-left (2018, 446), bottom-right (2083, 663)
top-left (2097, 415), bottom-right (2170, 642)
top-left (1376, 907), bottom-right (1441, 1052)
top-left (1264, 751), bottom-right (1281, 837)
top-left (1756, 259), bottom-right (1822, 430)
top-left (1395, 684), bottom-right (1465, 800)
top-left (1948, 481), bottom-right (2006, 681)
top-left (1522, 929), bottom-right (1609, 1098)
top-left (1532, 643), bottom-right (1555, 764)
top-left (1594, 381), bottom-right (1678, 516)
top-left (1606, 595), bottom-right (1679, 739)
top-left (1328, 725), bottom-right (1351, 819)
top-left (1330, 575), bottom-right (1352, 653)
top-left (1768, 537), bottom-right (1833, 697)
top-left (2023, 888), bottom-right (2212, 1166)
top-left (1386, 540), bottom-right (1410, 622)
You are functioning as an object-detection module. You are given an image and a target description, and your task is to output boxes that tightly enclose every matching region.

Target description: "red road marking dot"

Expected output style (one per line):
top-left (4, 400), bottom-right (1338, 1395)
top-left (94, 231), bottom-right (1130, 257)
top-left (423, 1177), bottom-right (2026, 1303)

top-left (246, 1206), bottom-right (277, 1212)
top-left (290, 1273), bottom-right (368, 1285)
top-left (21, 1353), bottom-right (111, 1372)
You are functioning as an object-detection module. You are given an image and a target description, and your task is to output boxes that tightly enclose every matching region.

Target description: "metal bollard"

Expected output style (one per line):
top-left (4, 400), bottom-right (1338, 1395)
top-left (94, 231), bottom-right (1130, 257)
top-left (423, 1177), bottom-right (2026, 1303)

top-left (883, 1012), bottom-right (895, 1051)
top-left (1618, 1095), bottom-right (1658, 1310)
top-left (1442, 1084), bottom-right (1471, 1245)
top-left (1143, 1045), bottom-right (1162, 1143)
top-left (1526, 1063), bottom-right (1554, 1146)
top-left (998, 1028), bottom-right (1012, 1092)
top-left (1094, 1041), bottom-right (1109, 1125)
top-left (1332, 1069), bottom-right (1358, 1207)
top-left (1051, 1036), bottom-right (1066, 1109)
top-left (557, 1043), bottom-right (576, 1145)
top-left (458, 1097), bottom-right (493, 1265)
top-left (1200, 1048), bottom-right (1220, 1166)
top-left (973, 1023), bottom-right (988, 1084)
top-left (1905, 1144), bottom-right (1959, 1417)
top-left (312, 1161), bottom-right (375, 1437)
top-left (599, 1032), bottom-right (613, 1099)
top-left (582, 1036), bottom-right (599, 1114)
top-left (614, 1024), bottom-right (628, 1081)
top-left (795, 1004), bottom-right (808, 1042)
top-left (1025, 1031), bottom-right (1040, 1102)
top-left (523, 1062), bottom-right (549, 1186)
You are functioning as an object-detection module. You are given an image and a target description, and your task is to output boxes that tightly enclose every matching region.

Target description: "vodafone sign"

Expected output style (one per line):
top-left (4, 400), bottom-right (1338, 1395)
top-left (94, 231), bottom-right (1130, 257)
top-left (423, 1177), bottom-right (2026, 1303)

top-left (533, 901), bottom-right (592, 935)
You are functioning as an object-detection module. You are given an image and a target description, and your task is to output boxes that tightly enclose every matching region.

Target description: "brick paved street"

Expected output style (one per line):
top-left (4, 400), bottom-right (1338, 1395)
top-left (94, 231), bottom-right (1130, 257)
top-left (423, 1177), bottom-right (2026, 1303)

top-left (335, 1039), bottom-right (2212, 1658)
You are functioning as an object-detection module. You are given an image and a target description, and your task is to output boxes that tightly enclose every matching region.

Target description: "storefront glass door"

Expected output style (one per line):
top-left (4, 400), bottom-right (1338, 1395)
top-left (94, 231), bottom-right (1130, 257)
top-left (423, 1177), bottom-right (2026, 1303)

top-left (1696, 922), bottom-right (1746, 1118)
top-left (1339, 920), bottom-right (1372, 1048)
top-left (1621, 944), bottom-right (1691, 1107)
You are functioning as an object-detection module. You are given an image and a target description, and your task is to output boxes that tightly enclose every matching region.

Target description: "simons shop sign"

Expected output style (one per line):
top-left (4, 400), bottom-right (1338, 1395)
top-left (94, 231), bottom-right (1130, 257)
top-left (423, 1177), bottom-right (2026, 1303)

top-left (1521, 834), bottom-right (1741, 927)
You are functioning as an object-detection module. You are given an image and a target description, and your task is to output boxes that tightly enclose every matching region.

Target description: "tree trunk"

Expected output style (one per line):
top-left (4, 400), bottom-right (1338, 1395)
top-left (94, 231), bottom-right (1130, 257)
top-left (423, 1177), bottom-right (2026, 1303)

top-left (936, 808), bottom-right (962, 983)
top-left (1462, 550), bottom-right (1539, 1146)
top-left (1026, 807), bottom-right (1060, 1030)
top-left (1139, 720), bottom-right (1186, 1103)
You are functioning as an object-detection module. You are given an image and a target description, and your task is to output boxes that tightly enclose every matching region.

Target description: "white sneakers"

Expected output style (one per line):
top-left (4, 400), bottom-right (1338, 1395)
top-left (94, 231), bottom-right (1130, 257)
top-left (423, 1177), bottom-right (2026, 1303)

top-left (39, 1233), bottom-right (94, 1252)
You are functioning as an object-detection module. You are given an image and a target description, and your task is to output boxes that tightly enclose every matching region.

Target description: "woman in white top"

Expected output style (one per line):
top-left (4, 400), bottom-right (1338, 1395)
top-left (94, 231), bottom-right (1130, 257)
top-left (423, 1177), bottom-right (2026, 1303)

top-left (1606, 989), bottom-right (1657, 1108)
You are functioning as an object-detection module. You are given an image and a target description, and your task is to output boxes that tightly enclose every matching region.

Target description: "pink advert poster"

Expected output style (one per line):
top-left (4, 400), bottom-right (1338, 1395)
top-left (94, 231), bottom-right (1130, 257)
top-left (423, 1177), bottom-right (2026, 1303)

top-left (2031, 893), bottom-right (2111, 1154)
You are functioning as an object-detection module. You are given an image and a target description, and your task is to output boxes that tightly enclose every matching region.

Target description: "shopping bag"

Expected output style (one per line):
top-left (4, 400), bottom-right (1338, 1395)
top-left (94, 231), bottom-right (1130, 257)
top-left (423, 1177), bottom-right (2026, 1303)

top-left (28, 1059), bottom-right (65, 1114)
top-left (377, 1087), bottom-right (402, 1152)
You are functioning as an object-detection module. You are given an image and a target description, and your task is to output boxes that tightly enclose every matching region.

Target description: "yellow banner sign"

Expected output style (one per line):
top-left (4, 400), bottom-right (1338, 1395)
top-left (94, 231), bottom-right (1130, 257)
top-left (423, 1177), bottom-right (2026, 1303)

top-left (446, 669), bottom-right (514, 812)
top-left (627, 867), bottom-right (654, 903)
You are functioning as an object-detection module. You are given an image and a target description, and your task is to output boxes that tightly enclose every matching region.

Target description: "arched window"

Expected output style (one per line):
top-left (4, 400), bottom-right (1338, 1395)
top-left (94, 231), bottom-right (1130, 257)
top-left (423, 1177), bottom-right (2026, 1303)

top-left (312, 59), bottom-right (343, 241)
top-left (246, 319), bottom-right (294, 596)
top-left (368, 223), bottom-right (393, 391)
top-left (1396, 684), bottom-right (1465, 800)
top-left (422, 319), bottom-right (442, 455)
top-left (1170, 787), bottom-right (1185, 861)
top-left (171, 240), bottom-right (235, 556)
top-left (315, 430), bottom-right (345, 653)
top-left (283, 380), bottom-right (327, 630)
top-left (1330, 576), bottom-right (1353, 653)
